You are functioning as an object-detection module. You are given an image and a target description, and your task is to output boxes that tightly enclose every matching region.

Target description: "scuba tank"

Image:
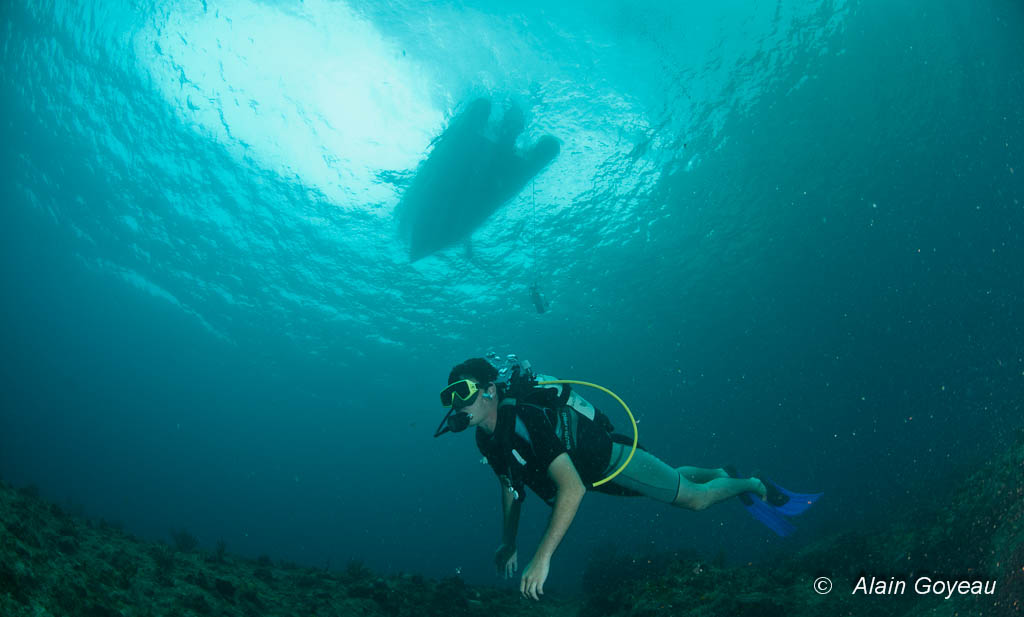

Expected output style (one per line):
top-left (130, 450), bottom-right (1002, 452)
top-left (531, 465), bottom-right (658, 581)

top-left (483, 351), bottom-right (639, 489)
top-left (485, 352), bottom-right (611, 430)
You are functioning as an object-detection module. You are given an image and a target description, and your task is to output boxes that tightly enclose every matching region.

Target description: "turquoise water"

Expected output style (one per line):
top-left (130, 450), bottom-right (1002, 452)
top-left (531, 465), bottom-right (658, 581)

top-left (1, 0), bottom-right (1022, 588)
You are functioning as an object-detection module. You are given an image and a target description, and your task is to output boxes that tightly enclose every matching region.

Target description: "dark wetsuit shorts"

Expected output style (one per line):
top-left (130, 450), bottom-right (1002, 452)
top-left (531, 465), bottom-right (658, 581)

top-left (601, 442), bottom-right (681, 503)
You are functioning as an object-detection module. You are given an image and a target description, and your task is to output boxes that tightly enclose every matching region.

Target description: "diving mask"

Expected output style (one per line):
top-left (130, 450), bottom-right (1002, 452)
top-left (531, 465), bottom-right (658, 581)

top-left (440, 379), bottom-right (481, 408)
top-left (434, 379), bottom-right (488, 437)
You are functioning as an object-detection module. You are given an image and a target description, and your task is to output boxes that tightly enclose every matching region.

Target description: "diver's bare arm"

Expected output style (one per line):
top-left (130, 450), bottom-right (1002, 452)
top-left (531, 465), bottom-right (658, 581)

top-left (533, 453), bottom-right (585, 562)
top-left (500, 477), bottom-right (522, 545)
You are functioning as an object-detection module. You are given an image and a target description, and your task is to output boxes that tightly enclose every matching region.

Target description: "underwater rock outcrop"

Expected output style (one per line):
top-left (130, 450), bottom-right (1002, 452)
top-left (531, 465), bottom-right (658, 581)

top-left (1, 429), bottom-right (1020, 616)
top-left (0, 482), bottom-right (572, 617)
top-left (578, 429), bottom-right (1023, 617)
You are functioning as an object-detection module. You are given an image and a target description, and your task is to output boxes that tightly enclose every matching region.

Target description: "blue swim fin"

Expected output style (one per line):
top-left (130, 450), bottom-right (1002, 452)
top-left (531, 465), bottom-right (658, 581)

top-left (763, 478), bottom-right (823, 517)
top-left (724, 466), bottom-right (822, 537)
top-left (744, 497), bottom-right (797, 536)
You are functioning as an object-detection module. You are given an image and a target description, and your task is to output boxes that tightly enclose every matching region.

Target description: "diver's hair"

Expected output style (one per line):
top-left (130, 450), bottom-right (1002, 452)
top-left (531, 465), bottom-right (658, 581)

top-left (447, 357), bottom-right (497, 386)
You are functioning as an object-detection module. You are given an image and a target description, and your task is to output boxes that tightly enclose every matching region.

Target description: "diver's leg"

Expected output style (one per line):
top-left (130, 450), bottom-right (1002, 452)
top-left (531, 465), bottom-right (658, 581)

top-left (676, 466), bottom-right (728, 483)
top-left (602, 445), bottom-right (686, 504)
top-left (672, 475), bottom-right (766, 511)
top-left (604, 446), bottom-right (765, 509)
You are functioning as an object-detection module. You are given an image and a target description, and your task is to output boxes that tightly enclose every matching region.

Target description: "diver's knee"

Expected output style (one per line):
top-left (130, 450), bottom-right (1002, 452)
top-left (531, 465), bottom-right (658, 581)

top-left (672, 483), bottom-right (710, 510)
top-left (673, 495), bottom-right (709, 511)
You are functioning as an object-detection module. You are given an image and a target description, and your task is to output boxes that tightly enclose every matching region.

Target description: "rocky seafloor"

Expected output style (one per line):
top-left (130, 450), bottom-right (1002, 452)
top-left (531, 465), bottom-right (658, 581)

top-left (2, 430), bottom-right (1021, 617)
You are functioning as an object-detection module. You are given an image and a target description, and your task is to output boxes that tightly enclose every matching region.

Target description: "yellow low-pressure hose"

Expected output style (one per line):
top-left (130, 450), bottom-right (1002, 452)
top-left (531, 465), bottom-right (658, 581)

top-left (536, 380), bottom-right (638, 487)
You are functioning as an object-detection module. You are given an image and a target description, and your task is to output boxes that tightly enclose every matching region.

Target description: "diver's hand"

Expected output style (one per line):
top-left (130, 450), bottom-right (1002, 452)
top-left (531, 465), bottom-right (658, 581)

top-left (520, 556), bottom-right (549, 601)
top-left (494, 544), bottom-right (517, 579)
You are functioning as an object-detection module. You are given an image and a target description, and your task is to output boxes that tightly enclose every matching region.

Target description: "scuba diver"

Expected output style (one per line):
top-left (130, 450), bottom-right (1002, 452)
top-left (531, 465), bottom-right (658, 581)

top-left (435, 355), bottom-right (822, 601)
